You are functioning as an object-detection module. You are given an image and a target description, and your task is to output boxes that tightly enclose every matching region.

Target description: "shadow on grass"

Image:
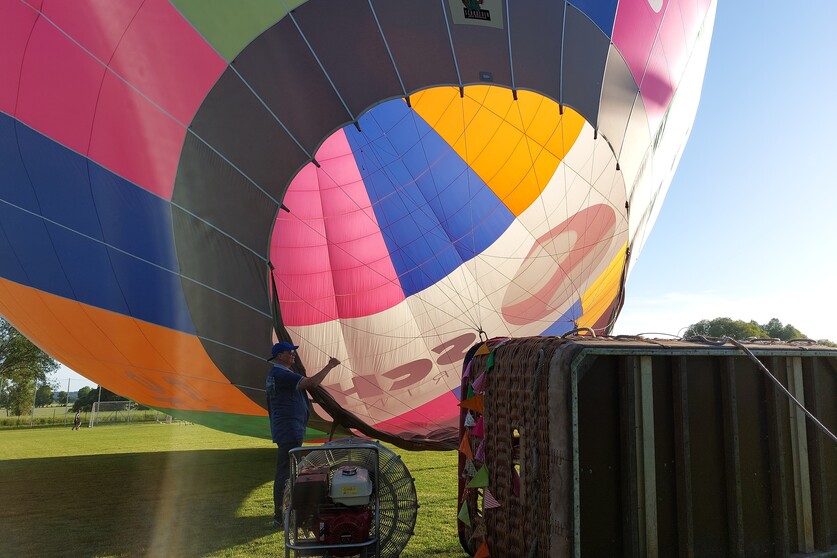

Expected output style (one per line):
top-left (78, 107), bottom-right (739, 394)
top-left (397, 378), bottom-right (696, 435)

top-left (0, 447), bottom-right (277, 557)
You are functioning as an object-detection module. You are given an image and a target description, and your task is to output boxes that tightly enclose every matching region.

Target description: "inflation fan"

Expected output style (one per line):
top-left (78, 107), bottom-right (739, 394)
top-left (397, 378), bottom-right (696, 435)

top-left (284, 438), bottom-right (417, 558)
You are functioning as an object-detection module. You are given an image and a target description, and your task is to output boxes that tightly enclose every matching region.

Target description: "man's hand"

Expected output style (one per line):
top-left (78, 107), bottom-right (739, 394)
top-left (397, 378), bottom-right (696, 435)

top-left (299, 357), bottom-right (341, 390)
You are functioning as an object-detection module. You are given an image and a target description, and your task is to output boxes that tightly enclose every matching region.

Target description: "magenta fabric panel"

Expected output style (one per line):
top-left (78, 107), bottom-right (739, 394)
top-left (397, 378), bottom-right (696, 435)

top-left (108, 0), bottom-right (226, 125)
top-left (273, 130), bottom-right (404, 327)
top-left (41, 0), bottom-right (143, 63)
top-left (612, 0), bottom-right (667, 87)
top-left (317, 131), bottom-right (404, 320)
top-left (15, 18), bottom-right (105, 154)
top-left (642, 38), bottom-right (674, 132)
top-left (88, 71), bottom-right (186, 200)
top-left (659, 0), bottom-right (689, 86)
top-left (275, 163), bottom-right (339, 326)
top-left (0, 0), bottom-right (38, 114)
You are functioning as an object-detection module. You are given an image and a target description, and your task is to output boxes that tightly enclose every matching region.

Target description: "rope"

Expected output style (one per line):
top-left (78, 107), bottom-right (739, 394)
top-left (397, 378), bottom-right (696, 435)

top-left (725, 338), bottom-right (837, 445)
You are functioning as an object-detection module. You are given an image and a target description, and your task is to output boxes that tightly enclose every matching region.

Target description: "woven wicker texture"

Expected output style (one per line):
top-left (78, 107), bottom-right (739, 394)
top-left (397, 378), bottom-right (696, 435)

top-left (458, 337), bottom-right (575, 557)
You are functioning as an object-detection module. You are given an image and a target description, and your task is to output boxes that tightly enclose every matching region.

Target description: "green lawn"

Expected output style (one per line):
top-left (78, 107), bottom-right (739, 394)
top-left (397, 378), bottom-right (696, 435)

top-left (0, 423), bottom-right (467, 557)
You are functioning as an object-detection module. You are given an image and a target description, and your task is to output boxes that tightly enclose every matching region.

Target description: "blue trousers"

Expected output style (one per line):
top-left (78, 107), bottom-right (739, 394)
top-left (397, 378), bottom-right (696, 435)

top-left (274, 441), bottom-right (299, 520)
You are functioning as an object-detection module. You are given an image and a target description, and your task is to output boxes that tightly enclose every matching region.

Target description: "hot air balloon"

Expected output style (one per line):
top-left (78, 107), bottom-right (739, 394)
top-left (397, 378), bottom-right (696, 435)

top-left (0, 0), bottom-right (716, 444)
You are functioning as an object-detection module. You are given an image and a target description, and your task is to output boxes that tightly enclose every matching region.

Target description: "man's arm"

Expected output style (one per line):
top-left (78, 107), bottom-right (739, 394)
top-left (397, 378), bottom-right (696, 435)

top-left (298, 357), bottom-right (340, 390)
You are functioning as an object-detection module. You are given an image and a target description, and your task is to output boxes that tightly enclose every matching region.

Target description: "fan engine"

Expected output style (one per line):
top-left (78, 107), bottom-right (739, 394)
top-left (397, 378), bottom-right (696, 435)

top-left (285, 438), bottom-right (417, 558)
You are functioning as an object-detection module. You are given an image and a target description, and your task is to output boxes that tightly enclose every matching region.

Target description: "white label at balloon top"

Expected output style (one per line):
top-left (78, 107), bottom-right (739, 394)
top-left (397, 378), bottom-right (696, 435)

top-left (448, 0), bottom-right (505, 29)
top-left (647, 0), bottom-right (663, 12)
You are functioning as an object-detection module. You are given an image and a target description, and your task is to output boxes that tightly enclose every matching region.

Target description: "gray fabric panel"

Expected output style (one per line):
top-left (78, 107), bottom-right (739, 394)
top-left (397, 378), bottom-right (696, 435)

top-left (172, 207), bottom-right (271, 314)
top-left (371, 0), bottom-right (459, 93)
top-left (173, 133), bottom-right (278, 254)
top-left (447, 6), bottom-right (512, 87)
top-left (293, 0), bottom-right (405, 118)
top-left (200, 338), bottom-right (272, 406)
top-left (232, 17), bottom-right (352, 156)
top-left (598, 45), bottom-right (639, 163)
top-left (561, 4), bottom-right (609, 125)
top-left (508, 0), bottom-right (563, 101)
top-left (188, 68), bottom-right (309, 199)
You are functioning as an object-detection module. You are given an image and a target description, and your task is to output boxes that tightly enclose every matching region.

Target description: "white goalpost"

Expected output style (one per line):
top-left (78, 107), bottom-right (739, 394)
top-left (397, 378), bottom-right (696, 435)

top-left (88, 400), bottom-right (135, 427)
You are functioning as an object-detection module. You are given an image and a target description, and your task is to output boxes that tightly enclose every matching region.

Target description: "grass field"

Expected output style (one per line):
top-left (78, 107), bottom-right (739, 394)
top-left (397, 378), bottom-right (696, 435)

top-left (0, 423), bottom-right (467, 557)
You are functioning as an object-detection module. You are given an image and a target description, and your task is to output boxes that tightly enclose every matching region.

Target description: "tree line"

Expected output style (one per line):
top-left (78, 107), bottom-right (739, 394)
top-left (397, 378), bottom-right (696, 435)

top-left (682, 317), bottom-right (836, 346)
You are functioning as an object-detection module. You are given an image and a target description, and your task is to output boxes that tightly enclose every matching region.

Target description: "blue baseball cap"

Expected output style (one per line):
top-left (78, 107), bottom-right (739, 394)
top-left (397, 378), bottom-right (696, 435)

top-left (268, 341), bottom-right (299, 361)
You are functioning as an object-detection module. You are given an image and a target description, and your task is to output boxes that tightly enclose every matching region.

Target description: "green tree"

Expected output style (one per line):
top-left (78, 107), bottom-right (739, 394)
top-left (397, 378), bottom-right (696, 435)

top-left (77, 386), bottom-right (91, 400)
top-left (56, 390), bottom-right (69, 405)
top-left (72, 386), bottom-right (128, 412)
top-left (35, 383), bottom-right (55, 407)
top-left (762, 318), bottom-right (805, 340)
top-left (0, 318), bottom-right (59, 416)
top-left (682, 317), bottom-right (766, 340)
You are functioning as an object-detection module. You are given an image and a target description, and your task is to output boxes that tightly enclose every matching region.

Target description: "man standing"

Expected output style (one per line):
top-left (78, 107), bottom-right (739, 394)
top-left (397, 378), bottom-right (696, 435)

top-left (266, 341), bottom-right (340, 528)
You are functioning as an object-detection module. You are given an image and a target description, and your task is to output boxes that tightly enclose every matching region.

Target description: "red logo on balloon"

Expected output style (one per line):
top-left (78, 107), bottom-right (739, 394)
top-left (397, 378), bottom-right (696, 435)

top-left (501, 204), bottom-right (618, 325)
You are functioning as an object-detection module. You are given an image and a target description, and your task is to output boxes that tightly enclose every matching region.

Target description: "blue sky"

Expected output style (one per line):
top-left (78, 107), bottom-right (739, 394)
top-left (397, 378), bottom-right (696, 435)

top-left (614, 1), bottom-right (837, 341)
top-left (61, 1), bottom-right (837, 389)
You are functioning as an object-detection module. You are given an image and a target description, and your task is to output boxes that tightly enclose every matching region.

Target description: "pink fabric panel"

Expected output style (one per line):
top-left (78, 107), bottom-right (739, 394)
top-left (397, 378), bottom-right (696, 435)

top-left (42, 0), bottom-right (143, 62)
top-left (88, 71), bottom-right (186, 199)
top-left (612, 0), bottom-right (667, 85)
top-left (0, 0), bottom-right (38, 114)
top-left (659, 0), bottom-right (688, 87)
top-left (108, 0), bottom-right (226, 125)
top-left (372, 391), bottom-right (459, 434)
top-left (275, 166), bottom-right (339, 326)
top-left (642, 39), bottom-right (674, 132)
top-left (15, 17), bottom-right (105, 154)
top-left (273, 130), bottom-right (404, 326)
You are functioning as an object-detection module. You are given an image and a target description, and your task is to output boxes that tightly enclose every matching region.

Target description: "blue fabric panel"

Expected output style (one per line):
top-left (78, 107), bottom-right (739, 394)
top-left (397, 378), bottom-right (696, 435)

top-left (46, 222), bottom-right (130, 316)
top-left (106, 247), bottom-right (195, 334)
top-left (346, 99), bottom-right (514, 297)
top-left (539, 299), bottom-right (584, 336)
top-left (0, 115), bottom-right (40, 213)
top-left (0, 203), bottom-right (74, 299)
top-left (89, 164), bottom-right (178, 272)
top-left (16, 122), bottom-right (104, 241)
top-left (570, 0), bottom-right (618, 37)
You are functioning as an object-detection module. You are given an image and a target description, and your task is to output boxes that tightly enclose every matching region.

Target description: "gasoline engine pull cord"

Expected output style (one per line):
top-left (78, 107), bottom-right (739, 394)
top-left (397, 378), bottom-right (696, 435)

top-left (726, 337), bottom-right (837, 446)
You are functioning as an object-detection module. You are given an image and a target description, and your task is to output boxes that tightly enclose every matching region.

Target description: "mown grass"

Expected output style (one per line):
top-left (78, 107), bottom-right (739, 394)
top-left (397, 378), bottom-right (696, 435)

top-left (0, 423), bottom-right (467, 557)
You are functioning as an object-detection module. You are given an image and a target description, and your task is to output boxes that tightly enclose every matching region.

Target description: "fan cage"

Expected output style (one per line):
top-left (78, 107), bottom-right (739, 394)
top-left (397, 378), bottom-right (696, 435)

top-left (287, 438), bottom-right (417, 558)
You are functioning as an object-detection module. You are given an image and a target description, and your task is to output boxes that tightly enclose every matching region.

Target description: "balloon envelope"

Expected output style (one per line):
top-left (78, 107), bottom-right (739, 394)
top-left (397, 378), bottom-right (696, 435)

top-left (0, 0), bottom-right (716, 439)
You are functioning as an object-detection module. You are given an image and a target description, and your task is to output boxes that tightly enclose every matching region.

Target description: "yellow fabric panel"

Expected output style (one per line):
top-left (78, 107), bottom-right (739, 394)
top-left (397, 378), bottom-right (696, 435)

top-left (577, 243), bottom-right (627, 330)
top-left (411, 85), bottom-right (586, 216)
top-left (0, 278), bottom-right (264, 415)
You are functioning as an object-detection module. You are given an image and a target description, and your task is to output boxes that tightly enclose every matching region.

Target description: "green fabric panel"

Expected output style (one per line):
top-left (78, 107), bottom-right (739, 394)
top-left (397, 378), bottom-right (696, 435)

top-left (171, 0), bottom-right (307, 61)
top-left (152, 407), bottom-right (329, 442)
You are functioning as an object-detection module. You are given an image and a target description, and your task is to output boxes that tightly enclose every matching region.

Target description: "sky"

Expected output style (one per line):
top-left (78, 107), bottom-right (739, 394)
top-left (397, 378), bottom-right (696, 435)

top-left (59, 1), bottom-right (837, 389)
top-left (613, 1), bottom-right (837, 341)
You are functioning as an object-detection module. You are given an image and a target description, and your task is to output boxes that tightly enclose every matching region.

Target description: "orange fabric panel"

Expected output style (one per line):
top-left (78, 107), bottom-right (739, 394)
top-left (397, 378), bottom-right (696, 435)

top-left (578, 244), bottom-right (627, 330)
top-left (0, 278), bottom-right (264, 415)
top-left (411, 85), bottom-right (586, 216)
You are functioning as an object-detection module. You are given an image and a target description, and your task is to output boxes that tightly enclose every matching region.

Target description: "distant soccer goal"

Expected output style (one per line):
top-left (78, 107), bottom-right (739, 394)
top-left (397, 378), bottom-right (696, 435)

top-left (88, 401), bottom-right (135, 427)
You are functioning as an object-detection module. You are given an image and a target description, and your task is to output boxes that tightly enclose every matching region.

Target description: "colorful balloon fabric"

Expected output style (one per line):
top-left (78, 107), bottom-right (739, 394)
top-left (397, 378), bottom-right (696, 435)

top-left (0, 1), bottom-right (716, 439)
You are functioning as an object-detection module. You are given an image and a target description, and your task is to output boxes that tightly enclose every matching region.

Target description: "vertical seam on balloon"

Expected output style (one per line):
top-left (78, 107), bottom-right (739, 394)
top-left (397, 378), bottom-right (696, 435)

top-left (12, 2), bottom-right (42, 118)
top-left (505, 0), bottom-right (515, 93)
top-left (367, 0), bottom-right (408, 99)
top-left (440, 0), bottom-right (463, 90)
top-left (80, 1), bottom-right (161, 372)
top-left (559, 0), bottom-right (568, 106)
top-left (228, 65), bottom-right (313, 160)
top-left (280, 2), bottom-right (356, 124)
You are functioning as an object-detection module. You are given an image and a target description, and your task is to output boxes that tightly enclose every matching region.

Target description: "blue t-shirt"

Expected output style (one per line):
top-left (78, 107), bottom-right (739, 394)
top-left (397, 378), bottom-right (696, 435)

top-left (266, 364), bottom-right (310, 445)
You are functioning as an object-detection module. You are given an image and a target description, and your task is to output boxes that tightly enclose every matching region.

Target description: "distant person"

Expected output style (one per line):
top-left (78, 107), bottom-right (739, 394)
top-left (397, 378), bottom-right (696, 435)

top-left (266, 341), bottom-right (340, 529)
top-left (72, 411), bottom-right (81, 430)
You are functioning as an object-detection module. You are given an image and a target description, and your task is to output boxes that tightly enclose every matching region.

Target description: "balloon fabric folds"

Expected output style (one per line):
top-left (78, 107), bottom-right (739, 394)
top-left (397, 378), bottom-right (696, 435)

top-left (0, 0), bottom-right (716, 443)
